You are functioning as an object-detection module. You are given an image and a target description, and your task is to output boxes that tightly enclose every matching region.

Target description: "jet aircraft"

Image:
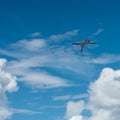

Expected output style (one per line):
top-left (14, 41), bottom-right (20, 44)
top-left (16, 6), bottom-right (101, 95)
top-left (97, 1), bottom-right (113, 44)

top-left (72, 40), bottom-right (96, 53)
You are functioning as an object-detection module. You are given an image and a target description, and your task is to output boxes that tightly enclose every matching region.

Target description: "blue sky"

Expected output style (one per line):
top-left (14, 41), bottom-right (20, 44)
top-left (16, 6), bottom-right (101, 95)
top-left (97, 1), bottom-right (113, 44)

top-left (0, 0), bottom-right (120, 120)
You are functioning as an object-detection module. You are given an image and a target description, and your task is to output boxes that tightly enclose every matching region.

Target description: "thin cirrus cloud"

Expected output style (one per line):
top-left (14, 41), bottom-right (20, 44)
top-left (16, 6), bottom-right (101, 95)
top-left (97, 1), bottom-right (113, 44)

top-left (1, 30), bottom-right (119, 90)
top-left (89, 28), bottom-right (104, 39)
top-left (3, 30), bottom-right (83, 89)
top-left (52, 94), bottom-right (88, 101)
top-left (11, 108), bottom-right (41, 115)
top-left (19, 71), bottom-right (70, 89)
top-left (87, 54), bottom-right (120, 64)
top-left (65, 68), bottom-right (120, 120)
top-left (29, 32), bottom-right (42, 37)
top-left (93, 28), bottom-right (104, 36)
top-left (48, 29), bottom-right (80, 42)
top-left (1, 29), bottom-right (119, 91)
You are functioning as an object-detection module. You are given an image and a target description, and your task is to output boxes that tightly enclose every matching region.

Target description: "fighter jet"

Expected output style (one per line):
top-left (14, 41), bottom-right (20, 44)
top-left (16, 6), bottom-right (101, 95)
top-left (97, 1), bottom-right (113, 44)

top-left (72, 40), bottom-right (96, 53)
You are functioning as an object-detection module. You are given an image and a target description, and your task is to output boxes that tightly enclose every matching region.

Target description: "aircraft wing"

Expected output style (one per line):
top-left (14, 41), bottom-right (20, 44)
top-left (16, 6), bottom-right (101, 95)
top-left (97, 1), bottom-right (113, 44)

top-left (72, 43), bottom-right (80, 45)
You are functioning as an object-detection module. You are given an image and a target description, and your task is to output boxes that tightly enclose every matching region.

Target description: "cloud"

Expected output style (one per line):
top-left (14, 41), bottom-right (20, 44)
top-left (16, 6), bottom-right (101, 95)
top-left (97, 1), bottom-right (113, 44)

top-left (0, 107), bottom-right (12, 120)
top-left (93, 28), bottom-right (104, 36)
top-left (3, 31), bottom-right (95, 89)
top-left (0, 30), bottom-right (97, 90)
top-left (11, 39), bottom-right (46, 51)
top-left (89, 68), bottom-right (120, 107)
top-left (19, 71), bottom-right (70, 89)
top-left (5, 51), bottom-right (94, 89)
top-left (0, 58), bottom-right (18, 120)
top-left (48, 30), bottom-right (79, 42)
top-left (0, 59), bottom-right (18, 92)
top-left (66, 68), bottom-right (120, 120)
top-left (53, 94), bottom-right (88, 101)
top-left (11, 108), bottom-right (41, 115)
top-left (66, 101), bottom-right (85, 119)
top-left (89, 28), bottom-right (104, 39)
top-left (69, 115), bottom-right (83, 120)
top-left (29, 32), bottom-right (42, 37)
top-left (85, 54), bottom-right (120, 64)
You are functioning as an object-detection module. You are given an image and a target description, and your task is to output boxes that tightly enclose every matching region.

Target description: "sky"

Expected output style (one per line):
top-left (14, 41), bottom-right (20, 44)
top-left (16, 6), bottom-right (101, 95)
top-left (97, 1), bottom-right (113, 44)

top-left (0, 0), bottom-right (120, 120)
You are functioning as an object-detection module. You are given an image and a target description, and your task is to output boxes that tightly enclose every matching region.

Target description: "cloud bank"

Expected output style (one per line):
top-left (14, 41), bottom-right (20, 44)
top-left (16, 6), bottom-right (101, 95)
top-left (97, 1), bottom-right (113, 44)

top-left (66, 68), bottom-right (120, 120)
top-left (0, 59), bottom-right (18, 120)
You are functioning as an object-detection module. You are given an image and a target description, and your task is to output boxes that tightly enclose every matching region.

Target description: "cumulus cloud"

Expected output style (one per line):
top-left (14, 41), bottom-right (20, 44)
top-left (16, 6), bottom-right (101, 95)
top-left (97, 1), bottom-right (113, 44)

top-left (0, 58), bottom-right (18, 120)
top-left (69, 115), bottom-right (83, 120)
top-left (0, 107), bottom-right (12, 120)
top-left (66, 101), bottom-right (85, 119)
top-left (66, 68), bottom-right (120, 120)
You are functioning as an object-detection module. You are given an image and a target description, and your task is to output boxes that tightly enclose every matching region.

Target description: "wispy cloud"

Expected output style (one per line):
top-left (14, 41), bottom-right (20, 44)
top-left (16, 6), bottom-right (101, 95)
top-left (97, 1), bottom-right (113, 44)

top-left (89, 28), bottom-right (104, 39)
top-left (53, 94), bottom-right (88, 101)
top-left (1, 30), bottom-right (119, 91)
top-left (87, 54), bottom-right (120, 64)
top-left (11, 39), bottom-right (46, 51)
top-left (0, 30), bottom-right (82, 89)
top-left (11, 108), bottom-right (41, 115)
top-left (0, 30), bottom-right (97, 89)
top-left (19, 71), bottom-right (70, 89)
top-left (29, 32), bottom-right (42, 37)
top-left (48, 29), bottom-right (80, 42)
top-left (93, 28), bottom-right (104, 36)
top-left (39, 105), bottom-right (65, 110)
top-left (1, 30), bottom-right (117, 91)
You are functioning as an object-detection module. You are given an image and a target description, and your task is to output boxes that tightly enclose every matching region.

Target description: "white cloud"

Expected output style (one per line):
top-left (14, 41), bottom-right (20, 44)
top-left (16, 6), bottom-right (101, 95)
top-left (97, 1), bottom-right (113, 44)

top-left (29, 32), bottom-right (42, 37)
top-left (11, 108), bottom-right (41, 114)
top-left (66, 68), bottom-right (120, 120)
top-left (89, 28), bottom-right (104, 39)
top-left (11, 39), bottom-right (46, 51)
top-left (85, 54), bottom-right (120, 64)
top-left (0, 58), bottom-right (18, 120)
top-left (0, 59), bottom-right (18, 92)
top-left (93, 28), bottom-right (104, 36)
top-left (69, 115), bottom-right (83, 120)
top-left (0, 30), bottom-right (97, 90)
top-left (0, 107), bottom-right (12, 120)
top-left (53, 94), bottom-right (88, 101)
top-left (89, 68), bottom-right (120, 107)
top-left (48, 30), bottom-right (79, 41)
top-left (5, 51), bottom-right (94, 89)
top-left (66, 101), bottom-right (85, 119)
top-left (53, 95), bottom-right (71, 101)
top-left (19, 71), bottom-right (70, 89)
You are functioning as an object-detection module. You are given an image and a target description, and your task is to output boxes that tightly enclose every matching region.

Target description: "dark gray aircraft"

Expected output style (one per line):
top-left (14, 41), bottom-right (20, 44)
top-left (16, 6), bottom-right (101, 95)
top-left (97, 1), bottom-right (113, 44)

top-left (72, 40), bottom-right (96, 53)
